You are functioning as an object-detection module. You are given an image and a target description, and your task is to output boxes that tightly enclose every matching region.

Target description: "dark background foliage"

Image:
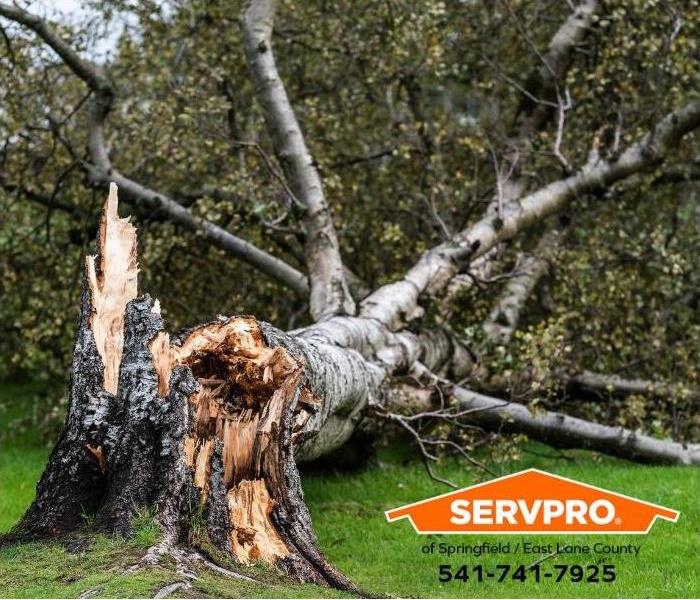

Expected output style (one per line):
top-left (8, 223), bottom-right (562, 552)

top-left (1, 0), bottom-right (698, 441)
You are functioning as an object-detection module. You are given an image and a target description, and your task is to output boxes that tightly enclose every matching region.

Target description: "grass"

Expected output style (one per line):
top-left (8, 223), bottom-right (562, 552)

top-left (305, 449), bottom-right (699, 598)
top-left (1, 381), bottom-right (698, 598)
top-left (0, 381), bottom-right (60, 534)
top-left (0, 535), bottom-right (349, 599)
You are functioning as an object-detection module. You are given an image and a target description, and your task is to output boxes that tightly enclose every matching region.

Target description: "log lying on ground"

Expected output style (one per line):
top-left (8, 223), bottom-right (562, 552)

top-left (10, 186), bottom-right (699, 596)
top-left (452, 386), bottom-right (700, 465)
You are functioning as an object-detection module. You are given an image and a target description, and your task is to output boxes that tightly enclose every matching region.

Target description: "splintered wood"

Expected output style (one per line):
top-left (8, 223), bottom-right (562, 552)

top-left (150, 317), bottom-right (316, 565)
top-left (227, 479), bottom-right (289, 563)
top-left (86, 183), bottom-right (138, 395)
top-left (35, 183), bottom-right (351, 588)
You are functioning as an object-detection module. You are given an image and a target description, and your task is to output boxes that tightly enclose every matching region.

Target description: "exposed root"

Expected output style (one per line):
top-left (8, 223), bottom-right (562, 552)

top-left (123, 534), bottom-right (258, 587)
top-left (187, 550), bottom-right (259, 582)
top-left (123, 535), bottom-right (184, 574)
top-left (153, 581), bottom-right (191, 599)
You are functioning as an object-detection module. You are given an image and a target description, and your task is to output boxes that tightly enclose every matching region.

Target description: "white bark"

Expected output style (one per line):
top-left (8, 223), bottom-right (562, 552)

top-left (567, 371), bottom-right (700, 402)
top-left (442, 0), bottom-right (598, 309)
top-left (451, 386), bottom-right (700, 465)
top-left (267, 307), bottom-right (699, 466)
top-left (266, 311), bottom-right (700, 465)
top-left (483, 229), bottom-right (562, 343)
top-left (242, 0), bottom-right (355, 321)
top-left (361, 99), bottom-right (700, 331)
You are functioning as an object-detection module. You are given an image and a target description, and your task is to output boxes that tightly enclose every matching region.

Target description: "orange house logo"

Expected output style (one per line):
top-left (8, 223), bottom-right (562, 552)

top-left (386, 469), bottom-right (679, 534)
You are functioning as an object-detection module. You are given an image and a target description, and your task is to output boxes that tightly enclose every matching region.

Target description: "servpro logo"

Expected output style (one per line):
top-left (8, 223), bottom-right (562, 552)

top-left (385, 469), bottom-right (679, 534)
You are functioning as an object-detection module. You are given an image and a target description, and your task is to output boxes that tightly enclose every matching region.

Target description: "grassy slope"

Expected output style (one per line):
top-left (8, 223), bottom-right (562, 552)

top-left (1, 382), bottom-right (698, 598)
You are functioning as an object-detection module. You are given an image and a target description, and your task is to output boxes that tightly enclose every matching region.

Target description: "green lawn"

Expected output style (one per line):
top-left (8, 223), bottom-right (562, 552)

top-left (1, 381), bottom-right (698, 598)
top-left (305, 452), bottom-right (699, 598)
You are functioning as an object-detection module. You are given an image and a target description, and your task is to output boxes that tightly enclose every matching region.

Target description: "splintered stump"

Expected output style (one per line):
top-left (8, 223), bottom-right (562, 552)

top-left (10, 184), bottom-right (358, 592)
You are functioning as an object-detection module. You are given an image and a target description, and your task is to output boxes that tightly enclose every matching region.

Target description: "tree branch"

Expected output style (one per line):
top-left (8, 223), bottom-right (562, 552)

top-left (482, 229), bottom-right (562, 344)
top-left (565, 371), bottom-right (700, 403)
top-left (0, 180), bottom-right (87, 218)
top-left (361, 99), bottom-right (700, 330)
top-left (0, 2), bottom-right (112, 97)
top-left (441, 0), bottom-right (598, 314)
top-left (0, 1), bottom-right (309, 297)
top-left (511, 0), bottom-right (598, 136)
top-left (242, 0), bottom-right (355, 320)
top-left (452, 386), bottom-right (700, 465)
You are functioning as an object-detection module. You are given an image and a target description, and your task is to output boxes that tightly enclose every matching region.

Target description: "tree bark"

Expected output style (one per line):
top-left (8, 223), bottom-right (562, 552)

top-left (8, 186), bottom-right (360, 591)
top-left (242, 0), bottom-right (355, 320)
top-left (452, 386), bottom-right (700, 465)
top-left (362, 99), bottom-right (700, 332)
top-left (565, 371), bottom-right (700, 403)
top-left (9, 184), bottom-right (700, 595)
top-left (482, 229), bottom-right (562, 344)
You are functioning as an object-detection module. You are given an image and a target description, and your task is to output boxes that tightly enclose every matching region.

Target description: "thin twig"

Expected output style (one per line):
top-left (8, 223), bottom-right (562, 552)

top-left (232, 140), bottom-right (304, 209)
top-left (553, 87), bottom-right (572, 171)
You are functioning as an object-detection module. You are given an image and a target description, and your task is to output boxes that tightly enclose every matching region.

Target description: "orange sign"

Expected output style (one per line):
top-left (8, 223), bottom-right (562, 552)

top-left (386, 469), bottom-right (679, 534)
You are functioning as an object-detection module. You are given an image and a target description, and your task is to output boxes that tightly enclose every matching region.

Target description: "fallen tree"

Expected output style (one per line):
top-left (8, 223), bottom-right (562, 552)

top-left (3, 0), bottom-right (700, 593)
top-left (10, 180), bottom-right (700, 590)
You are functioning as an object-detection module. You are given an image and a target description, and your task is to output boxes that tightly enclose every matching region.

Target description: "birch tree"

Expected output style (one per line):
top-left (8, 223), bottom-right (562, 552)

top-left (1, 0), bottom-right (699, 590)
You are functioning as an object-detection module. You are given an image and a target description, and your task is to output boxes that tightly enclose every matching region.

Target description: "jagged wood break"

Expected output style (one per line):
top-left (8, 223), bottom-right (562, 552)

top-left (151, 318), bottom-right (321, 568)
top-left (9, 185), bottom-right (357, 592)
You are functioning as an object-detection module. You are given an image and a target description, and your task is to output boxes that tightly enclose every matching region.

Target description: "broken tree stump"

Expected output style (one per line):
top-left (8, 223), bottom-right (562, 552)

top-left (9, 184), bottom-right (359, 592)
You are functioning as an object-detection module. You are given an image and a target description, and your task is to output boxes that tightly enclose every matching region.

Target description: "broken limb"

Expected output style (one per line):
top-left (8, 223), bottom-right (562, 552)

top-left (9, 182), bottom-right (700, 599)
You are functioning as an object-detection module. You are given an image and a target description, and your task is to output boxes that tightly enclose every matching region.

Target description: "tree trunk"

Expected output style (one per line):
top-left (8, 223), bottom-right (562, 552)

top-left (9, 185), bottom-right (360, 592)
top-left (9, 185), bottom-right (700, 594)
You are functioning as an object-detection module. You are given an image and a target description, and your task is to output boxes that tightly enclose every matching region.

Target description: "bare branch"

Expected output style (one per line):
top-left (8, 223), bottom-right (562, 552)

top-left (0, 2), bottom-right (112, 97)
top-left (242, 0), bottom-right (355, 320)
top-left (377, 404), bottom-right (496, 486)
top-left (553, 87), bottom-right (573, 172)
top-left (362, 99), bottom-right (700, 330)
top-left (0, 2), bottom-right (309, 296)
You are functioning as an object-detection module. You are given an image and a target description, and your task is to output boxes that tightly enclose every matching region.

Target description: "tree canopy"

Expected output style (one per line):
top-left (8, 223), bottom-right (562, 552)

top-left (1, 0), bottom-right (699, 444)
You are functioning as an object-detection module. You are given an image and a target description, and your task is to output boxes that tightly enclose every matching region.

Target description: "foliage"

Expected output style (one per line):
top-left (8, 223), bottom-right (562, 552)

top-left (0, 0), bottom-right (699, 438)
